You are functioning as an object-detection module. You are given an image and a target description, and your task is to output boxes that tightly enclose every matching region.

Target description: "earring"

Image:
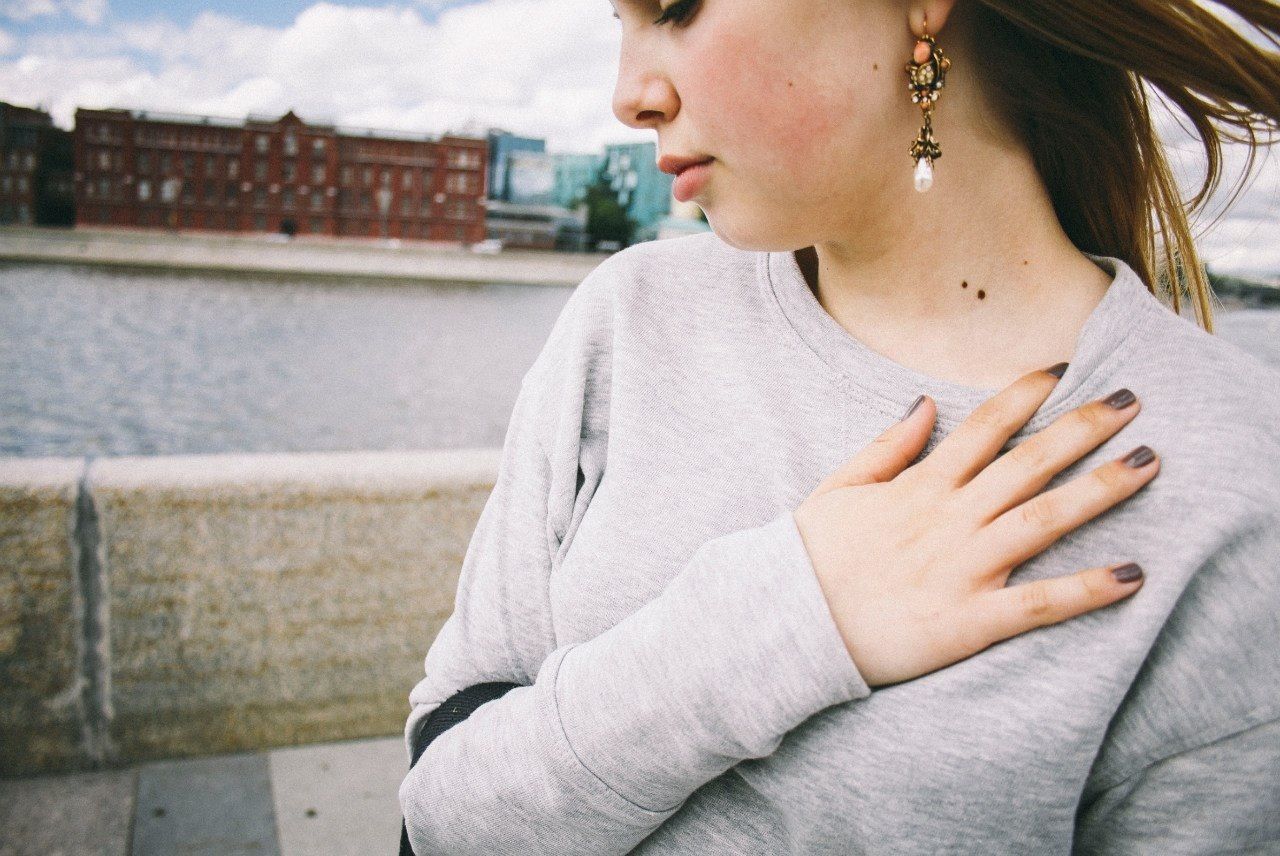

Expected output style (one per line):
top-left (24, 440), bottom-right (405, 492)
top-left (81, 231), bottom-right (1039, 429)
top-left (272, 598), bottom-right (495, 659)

top-left (905, 13), bottom-right (950, 192)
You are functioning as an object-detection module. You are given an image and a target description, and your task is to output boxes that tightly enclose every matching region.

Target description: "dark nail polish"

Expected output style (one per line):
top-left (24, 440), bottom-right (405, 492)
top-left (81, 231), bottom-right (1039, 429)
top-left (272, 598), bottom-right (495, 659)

top-left (1122, 445), bottom-right (1155, 468)
top-left (1045, 362), bottom-right (1069, 378)
top-left (900, 394), bottom-right (925, 422)
top-left (1103, 388), bottom-right (1137, 409)
top-left (1111, 563), bottom-right (1143, 583)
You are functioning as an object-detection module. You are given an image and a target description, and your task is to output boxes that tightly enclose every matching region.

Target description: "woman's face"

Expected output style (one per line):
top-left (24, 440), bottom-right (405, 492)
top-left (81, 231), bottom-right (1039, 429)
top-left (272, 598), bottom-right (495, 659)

top-left (610, 0), bottom-right (917, 251)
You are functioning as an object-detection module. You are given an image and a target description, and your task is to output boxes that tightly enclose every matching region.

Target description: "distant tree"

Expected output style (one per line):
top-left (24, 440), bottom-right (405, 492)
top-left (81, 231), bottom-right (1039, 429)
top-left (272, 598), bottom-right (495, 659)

top-left (583, 165), bottom-right (635, 250)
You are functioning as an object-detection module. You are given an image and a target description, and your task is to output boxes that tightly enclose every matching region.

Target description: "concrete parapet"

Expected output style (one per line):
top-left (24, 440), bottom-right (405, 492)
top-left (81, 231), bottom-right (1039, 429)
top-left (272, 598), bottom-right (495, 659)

top-left (0, 449), bottom-right (499, 777)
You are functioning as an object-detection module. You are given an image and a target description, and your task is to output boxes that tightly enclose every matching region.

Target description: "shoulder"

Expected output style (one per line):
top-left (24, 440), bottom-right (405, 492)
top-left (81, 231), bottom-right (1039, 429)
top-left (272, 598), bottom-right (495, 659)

top-left (526, 231), bottom-right (756, 383)
top-left (1121, 298), bottom-right (1280, 508)
top-left (570, 231), bottom-right (755, 317)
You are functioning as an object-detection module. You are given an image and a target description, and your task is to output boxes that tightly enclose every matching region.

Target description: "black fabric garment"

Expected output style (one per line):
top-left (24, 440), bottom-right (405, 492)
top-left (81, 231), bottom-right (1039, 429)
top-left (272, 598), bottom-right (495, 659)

top-left (398, 681), bottom-right (523, 856)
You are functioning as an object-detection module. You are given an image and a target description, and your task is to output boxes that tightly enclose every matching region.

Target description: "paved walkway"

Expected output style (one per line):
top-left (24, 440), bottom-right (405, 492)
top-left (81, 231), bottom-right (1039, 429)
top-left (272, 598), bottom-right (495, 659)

top-left (0, 224), bottom-right (607, 287)
top-left (0, 734), bottom-right (408, 856)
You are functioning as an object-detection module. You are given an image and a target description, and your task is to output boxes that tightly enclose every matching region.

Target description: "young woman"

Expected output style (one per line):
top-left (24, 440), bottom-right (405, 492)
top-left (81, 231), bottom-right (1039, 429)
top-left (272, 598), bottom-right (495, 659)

top-left (400, 1), bottom-right (1280, 852)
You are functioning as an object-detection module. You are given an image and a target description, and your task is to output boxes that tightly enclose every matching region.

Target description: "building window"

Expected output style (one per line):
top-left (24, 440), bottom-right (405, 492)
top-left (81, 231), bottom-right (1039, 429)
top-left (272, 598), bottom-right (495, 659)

top-left (283, 131), bottom-right (298, 156)
top-left (17, 177), bottom-right (27, 193)
top-left (311, 216), bottom-right (324, 232)
top-left (254, 161), bottom-right (267, 180)
top-left (254, 214), bottom-right (267, 231)
top-left (98, 150), bottom-right (110, 170)
top-left (400, 197), bottom-right (411, 216)
top-left (447, 149), bottom-right (481, 169)
top-left (380, 169), bottom-right (391, 187)
top-left (98, 177), bottom-right (111, 198)
top-left (228, 160), bottom-right (239, 179)
top-left (283, 161), bottom-right (296, 182)
top-left (24, 152), bottom-right (35, 170)
top-left (401, 171), bottom-right (412, 190)
top-left (205, 183), bottom-right (218, 204)
top-left (182, 154), bottom-right (194, 176)
top-left (138, 179), bottom-right (151, 201)
top-left (1, 176), bottom-right (10, 192)
top-left (282, 188), bottom-right (294, 209)
top-left (226, 184), bottom-right (238, 205)
top-left (138, 152), bottom-right (151, 172)
top-left (312, 138), bottom-right (325, 154)
top-left (311, 164), bottom-right (325, 184)
top-left (205, 158), bottom-right (216, 178)
top-left (160, 153), bottom-right (171, 173)
top-left (254, 188), bottom-right (266, 208)
top-left (362, 166), bottom-right (372, 186)
top-left (311, 191), bottom-right (323, 211)
top-left (256, 134), bottom-right (269, 153)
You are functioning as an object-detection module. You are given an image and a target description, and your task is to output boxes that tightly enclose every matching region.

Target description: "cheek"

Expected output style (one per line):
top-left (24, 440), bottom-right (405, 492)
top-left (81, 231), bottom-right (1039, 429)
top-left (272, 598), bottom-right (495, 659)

top-left (691, 27), bottom-right (855, 178)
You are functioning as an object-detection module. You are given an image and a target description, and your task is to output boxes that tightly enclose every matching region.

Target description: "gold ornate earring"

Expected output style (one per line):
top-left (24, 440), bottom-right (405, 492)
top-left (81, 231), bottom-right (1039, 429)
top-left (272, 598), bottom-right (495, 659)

top-left (904, 12), bottom-right (950, 192)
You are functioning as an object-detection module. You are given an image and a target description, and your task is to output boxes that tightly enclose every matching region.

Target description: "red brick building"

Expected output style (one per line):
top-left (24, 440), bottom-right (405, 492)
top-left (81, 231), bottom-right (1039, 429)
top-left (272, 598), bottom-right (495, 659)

top-left (73, 107), bottom-right (487, 242)
top-left (1, 101), bottom-right (75, 226)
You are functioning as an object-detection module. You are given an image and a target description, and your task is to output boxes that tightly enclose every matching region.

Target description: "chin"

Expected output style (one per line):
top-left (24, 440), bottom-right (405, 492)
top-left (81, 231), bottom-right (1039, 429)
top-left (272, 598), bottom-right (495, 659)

top-left (696, 200), bottom-right (814, 253)
top-left (702, 210), bottom-right (812, 254)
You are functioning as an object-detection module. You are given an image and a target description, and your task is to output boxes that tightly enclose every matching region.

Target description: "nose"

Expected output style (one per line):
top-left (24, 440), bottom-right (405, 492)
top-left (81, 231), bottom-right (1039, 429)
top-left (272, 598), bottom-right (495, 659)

top-left (611, 38), bottom-right (679, 129)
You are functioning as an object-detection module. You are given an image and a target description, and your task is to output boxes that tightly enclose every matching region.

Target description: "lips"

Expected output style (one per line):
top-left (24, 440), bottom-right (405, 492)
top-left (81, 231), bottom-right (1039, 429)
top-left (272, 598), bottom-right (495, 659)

top-left (658, 154), bottom-right (714, 176)
top-left (672, 160), bottom-right (713, 202)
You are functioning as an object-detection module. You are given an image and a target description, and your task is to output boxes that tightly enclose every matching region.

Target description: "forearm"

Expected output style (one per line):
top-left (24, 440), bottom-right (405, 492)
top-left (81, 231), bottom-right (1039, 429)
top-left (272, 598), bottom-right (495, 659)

top-left (399, 510), bottom-right (870, 855)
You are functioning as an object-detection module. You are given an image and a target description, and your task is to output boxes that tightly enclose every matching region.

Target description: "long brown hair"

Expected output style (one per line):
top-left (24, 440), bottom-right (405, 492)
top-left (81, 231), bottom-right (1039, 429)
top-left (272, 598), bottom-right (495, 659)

top-left (963, 0), bottom-right (1280, 333)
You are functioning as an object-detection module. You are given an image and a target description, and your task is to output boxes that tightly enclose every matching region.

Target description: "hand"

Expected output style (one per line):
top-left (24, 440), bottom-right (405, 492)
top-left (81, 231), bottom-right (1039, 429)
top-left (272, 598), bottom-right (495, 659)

top-left (793, 366), bottom-right (1159, 687)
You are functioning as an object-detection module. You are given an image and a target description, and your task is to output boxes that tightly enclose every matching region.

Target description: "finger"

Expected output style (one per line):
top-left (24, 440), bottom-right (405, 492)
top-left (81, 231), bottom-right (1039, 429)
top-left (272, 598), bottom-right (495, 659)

top-left (817, 394), bottom-right (936, 493)
top-left (974, 448), bottom-right (1160, 583)
top-left (960, 389), bottom-right (1142, 525)
top-left (919, 364), bottom-right (1067, 489)
top-left (971, 562), bottom-right (1145, 644)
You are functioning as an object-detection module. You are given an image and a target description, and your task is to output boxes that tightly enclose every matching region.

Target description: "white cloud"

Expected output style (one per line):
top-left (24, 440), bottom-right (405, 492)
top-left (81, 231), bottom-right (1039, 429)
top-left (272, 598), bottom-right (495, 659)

top-left (0, 0), bottom-right (105, 25)
top-left (0, 0), bottom-right (636, 155)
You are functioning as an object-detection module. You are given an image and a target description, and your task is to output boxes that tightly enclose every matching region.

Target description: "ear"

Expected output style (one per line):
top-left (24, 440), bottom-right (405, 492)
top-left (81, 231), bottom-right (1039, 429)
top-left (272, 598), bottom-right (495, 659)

top-left (908, 1), bottom-right (959, 37)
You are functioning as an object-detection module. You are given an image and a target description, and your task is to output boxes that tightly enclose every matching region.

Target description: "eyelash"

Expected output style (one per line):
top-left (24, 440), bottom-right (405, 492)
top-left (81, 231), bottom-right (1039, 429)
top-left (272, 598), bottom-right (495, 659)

top-left (653, 0), bottom-right (699, 26)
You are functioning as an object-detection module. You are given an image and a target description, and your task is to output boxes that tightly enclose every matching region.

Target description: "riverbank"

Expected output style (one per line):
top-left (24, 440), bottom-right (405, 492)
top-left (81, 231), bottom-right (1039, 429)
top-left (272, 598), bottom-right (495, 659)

top-left (0, 225), bottom-right (608, 287)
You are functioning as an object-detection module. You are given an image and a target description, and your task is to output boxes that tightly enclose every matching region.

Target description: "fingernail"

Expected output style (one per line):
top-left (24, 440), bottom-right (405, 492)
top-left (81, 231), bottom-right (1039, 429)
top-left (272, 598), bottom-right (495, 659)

top-left (1103, 388), bottom-right (1137, 409)
top-left (1111, 563), bottom-right (1143, 583)
top-left (900, 394), bottom-right (925, 422)
top-left (1045, 362), bottom-right (1069, 378)
top-left (1121, 445), bottom-right (1155, 468)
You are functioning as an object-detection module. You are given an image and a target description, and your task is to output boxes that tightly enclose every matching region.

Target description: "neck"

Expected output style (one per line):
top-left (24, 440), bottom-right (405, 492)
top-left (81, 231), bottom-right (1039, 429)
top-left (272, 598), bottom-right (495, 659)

top-left (799, 132), bottom-right (1113, 390)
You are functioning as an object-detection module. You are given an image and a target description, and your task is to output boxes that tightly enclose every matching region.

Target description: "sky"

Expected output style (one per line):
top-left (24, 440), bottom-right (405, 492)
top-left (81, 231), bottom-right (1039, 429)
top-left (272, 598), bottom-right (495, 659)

top-left (0, 0), bottom-right (1276, 277)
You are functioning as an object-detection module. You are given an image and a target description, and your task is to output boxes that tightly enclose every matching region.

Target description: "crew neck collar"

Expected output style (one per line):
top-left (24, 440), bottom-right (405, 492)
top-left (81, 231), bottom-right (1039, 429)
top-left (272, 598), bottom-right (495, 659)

top-left (759, 248), bottom-right (1163, 430)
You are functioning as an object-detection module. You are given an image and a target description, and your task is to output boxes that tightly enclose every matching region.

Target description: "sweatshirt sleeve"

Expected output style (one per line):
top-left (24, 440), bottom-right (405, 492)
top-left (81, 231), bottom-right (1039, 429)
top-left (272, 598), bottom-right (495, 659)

top-left (1072, 714), bottom-right (1280, 853)
top-left (399, 267), bottom-right (870, 855)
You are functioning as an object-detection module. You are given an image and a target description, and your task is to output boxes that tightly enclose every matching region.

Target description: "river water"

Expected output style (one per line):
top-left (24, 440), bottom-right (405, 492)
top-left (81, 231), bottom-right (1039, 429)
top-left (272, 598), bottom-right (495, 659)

top-left (2, 262), bottom-right (1277, 459)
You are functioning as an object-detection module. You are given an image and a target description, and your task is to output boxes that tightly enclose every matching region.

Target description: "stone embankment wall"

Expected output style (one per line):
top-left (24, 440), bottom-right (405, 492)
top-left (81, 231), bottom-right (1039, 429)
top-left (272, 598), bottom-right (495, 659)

top-left (0, 450), bottom-right (498, 777)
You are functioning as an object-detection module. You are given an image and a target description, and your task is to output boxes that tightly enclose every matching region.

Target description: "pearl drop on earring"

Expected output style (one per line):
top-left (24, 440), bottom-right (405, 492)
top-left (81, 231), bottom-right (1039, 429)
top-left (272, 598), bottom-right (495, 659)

top-left (913, 157), bottom-right (933, 193)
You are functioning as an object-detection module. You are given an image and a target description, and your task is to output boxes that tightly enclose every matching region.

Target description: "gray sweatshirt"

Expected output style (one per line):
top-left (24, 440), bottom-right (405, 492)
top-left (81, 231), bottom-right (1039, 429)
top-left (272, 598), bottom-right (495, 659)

top-left (400, 231), bottom-right (1280, 854)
